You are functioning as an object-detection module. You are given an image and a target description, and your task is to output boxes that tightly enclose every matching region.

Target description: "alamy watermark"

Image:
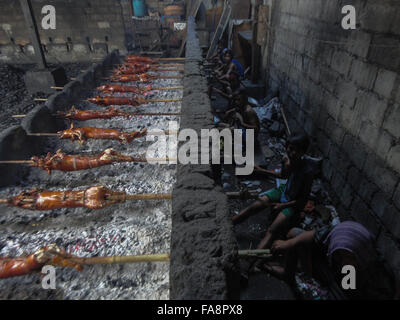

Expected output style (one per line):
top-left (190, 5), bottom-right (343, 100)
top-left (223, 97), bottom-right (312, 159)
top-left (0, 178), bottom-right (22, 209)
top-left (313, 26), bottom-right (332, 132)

top-left (145, 121), bottom-right (255, 175)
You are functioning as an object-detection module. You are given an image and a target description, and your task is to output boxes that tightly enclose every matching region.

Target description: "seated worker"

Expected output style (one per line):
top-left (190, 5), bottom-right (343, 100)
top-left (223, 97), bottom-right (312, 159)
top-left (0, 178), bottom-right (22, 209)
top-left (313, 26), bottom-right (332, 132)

top-left (222, 89), bottom-right (260, 139)
top-left (211, 71), bottom-right (245, 101)
top-left (216, 49), bottom-right (245, 80)
top-left (207, 40), bottom-right (227, 65)
top-left (265, 221), bottom-right (396, 299)
top-left (232, 132), bottom-right (314, 250)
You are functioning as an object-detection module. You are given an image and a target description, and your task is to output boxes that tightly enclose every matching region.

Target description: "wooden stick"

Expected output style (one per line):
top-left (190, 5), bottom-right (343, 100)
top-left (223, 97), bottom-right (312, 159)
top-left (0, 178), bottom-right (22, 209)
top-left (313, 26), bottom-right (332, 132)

top-left (0, 199), bottom-right (7, 204)
top-left (143, 98), bottom-right (182, 103)
top-left (238, 249), bottom-right (272, 258)
top-left (280, 105), bottom-right (291, 136)
top-left (68, 253), bottom-right (170, 265)
top-left (151, 86), bottom-right (184, 90)
top-left (0, 160), bottom-right (34, 164)
top-left (226, 191), bottom-right (259, 199)
top-left (12, 112), bottom-right (182, 119)
top-left (106, 193), bottom-right (172, 201)
top-left (0, 157), bottom-right (176, 165)
top-left (27, 133), bottom-right (59, 136)
top-left (50, 86), bottom-right (64, 90)
top-left (34, 98), bottom-right (48, 102)
top-left (158, 57), bottom-right (185, 61)
top-left (27, 131), bottom-right (179, 137)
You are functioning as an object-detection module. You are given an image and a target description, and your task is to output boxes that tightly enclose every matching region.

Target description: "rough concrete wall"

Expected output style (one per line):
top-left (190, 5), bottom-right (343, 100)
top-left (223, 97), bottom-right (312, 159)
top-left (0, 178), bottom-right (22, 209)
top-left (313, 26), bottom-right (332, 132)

top-left (169, 17), bottom-right (239, 300)
top-left (264, 0), bottom-right (400, 281)
top-left (0, 0), bottom-right (128, 63)
top-left (0, 50), bottom-right (120, 187)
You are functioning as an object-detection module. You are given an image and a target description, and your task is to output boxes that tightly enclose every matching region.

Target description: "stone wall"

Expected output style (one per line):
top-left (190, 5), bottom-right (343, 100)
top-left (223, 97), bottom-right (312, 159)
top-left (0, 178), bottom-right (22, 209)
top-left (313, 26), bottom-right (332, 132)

top-left (169, 17), bottom-right (239, 299)
top-left (0, 0), bottom-right (129, 63)
top-left (263, 0), bottom-right (400, 281)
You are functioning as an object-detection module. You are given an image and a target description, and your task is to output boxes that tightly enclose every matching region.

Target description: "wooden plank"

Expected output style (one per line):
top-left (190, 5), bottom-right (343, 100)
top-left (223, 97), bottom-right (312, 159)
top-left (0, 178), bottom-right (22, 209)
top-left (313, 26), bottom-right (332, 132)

top-left (206, 1), bottom-right (232, 59)
top-left (257, 5), bottom-right (269, 46)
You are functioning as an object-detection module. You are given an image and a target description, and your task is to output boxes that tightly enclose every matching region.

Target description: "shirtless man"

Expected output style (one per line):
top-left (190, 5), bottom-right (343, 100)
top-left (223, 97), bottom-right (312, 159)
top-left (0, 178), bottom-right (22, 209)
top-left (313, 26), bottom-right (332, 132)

top-left (223, 90), bottom-right (260, 138)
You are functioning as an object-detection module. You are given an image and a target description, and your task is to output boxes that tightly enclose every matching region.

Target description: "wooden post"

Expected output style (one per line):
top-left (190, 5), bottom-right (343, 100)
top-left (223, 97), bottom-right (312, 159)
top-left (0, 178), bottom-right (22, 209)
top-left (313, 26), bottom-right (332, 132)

top-left (19, 0), bottom-right (47, 69)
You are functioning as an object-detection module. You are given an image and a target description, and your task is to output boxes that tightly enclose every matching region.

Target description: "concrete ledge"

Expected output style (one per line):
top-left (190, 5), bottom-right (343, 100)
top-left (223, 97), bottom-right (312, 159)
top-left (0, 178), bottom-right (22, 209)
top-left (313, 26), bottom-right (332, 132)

top-left (169, 17), bottom-right (239, 300)
top-left (0, 126), bottom-right (31, 187)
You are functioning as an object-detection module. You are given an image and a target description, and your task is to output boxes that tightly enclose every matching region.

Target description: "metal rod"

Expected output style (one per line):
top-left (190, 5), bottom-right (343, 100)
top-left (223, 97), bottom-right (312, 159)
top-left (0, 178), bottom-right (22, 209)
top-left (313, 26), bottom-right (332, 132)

top-left (151, 86), bottom-right (184, 90)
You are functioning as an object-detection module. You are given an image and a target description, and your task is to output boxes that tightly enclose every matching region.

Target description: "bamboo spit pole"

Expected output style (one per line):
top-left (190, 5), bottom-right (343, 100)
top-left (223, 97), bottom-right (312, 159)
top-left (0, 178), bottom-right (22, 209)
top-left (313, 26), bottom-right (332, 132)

top-left (238, 249), bottom-right (272, 258)
top-left (26, 130), bottom-right (180, 137)
top-left (280, 105), bottom-right (291, 136)
top-left (36, 97), bottom-right (182, 103)
top-left (12, 112), bottom-right (182, 118)
top-left (46, 85), bottom-right (184, 91)
top-left (0, 158), bottom-right (178, 165)
top-left (68, 253), bottom-right (170, 265)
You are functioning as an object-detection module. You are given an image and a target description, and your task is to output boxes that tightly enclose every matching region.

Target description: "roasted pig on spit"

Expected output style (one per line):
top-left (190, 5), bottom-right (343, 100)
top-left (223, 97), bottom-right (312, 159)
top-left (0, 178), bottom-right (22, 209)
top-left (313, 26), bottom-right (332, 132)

top-left (0, 245), bottom-right (82, 279)
top-left (31, 148), bottom-right (136, 174)
top-left (56, 106), bottom-right (129, 121)
top-left (109, 73), bottom-right (181, 82)
top-left (57, 123), bottom-right (147, 144)
top-left (96, 84), bottom-right (152, 94)
top-left (55, 106), bottom-right (179, 121)
top-left (87, 96), bottom-right (180, 107)
top-left (0, 185), bottom-right (172, 211)
top-left (87, 96), bottom-right (142, 106)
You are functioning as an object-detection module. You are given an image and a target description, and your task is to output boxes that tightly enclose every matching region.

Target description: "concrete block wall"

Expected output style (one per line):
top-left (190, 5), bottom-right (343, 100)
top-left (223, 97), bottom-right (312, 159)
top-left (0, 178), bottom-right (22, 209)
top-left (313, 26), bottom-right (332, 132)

top-left (263, 0), bottom-right (400, 281)
top-left (169, 17), bottom-right (239, 299)
top-left (0, 0), bottom-right (129, 63)
top-left (0, 50), bottom-right (120, 187)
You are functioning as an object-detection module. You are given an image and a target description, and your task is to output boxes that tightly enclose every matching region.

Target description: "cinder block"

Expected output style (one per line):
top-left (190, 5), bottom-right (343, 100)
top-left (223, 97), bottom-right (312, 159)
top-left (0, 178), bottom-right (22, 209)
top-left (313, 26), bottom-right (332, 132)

top-left (347, 166), bottom-right (363, 190)
top-left (368, 35), bottom-right (400, 71)
top-left (331, 50), bottom-right (353, 77)
top-left (355, 92), bottom-right (387, 126)
top-left (374, 68), bottom-right (398, 99)
top-left (376, 232), bottom-right (400, 281)
top-left (340, 183), bottom-right (354, 209)
top-left (364, 153), bottom-right (398, 195)
top-left (346, 31), bottom-right (372, 59)
top-left (380, 204), bottom-right (400, 239)
top-left (361, 1), bottom-right (396, 34)
top-left (371, 191), bottom-right (391, 219)
top-left (358, 177), bottom-right (379, 202)
top-left (350, 195), bottom-right (380, 237)
top-left (342, 134), bottom-right (367, 170)
top-left (349, 59), bottom-right (378, 90)
top-left (394, 184), bottom-right (400, 210)
top-left (386, 145), bottom-right (400, 174)
top-left (383, 103), bottom-right (400, 139)
top-left (336, 80), bottom-right (358, 109)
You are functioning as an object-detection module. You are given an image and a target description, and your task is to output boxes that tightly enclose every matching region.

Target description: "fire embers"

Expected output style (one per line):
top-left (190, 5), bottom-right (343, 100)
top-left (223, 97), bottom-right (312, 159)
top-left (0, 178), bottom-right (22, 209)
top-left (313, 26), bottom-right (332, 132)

top-left (7, 186), bottom-right (126, 211)
top-left (30, 148), bottom-right (135, 174)
top-left (58, 123), bottom-right (148, 144)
